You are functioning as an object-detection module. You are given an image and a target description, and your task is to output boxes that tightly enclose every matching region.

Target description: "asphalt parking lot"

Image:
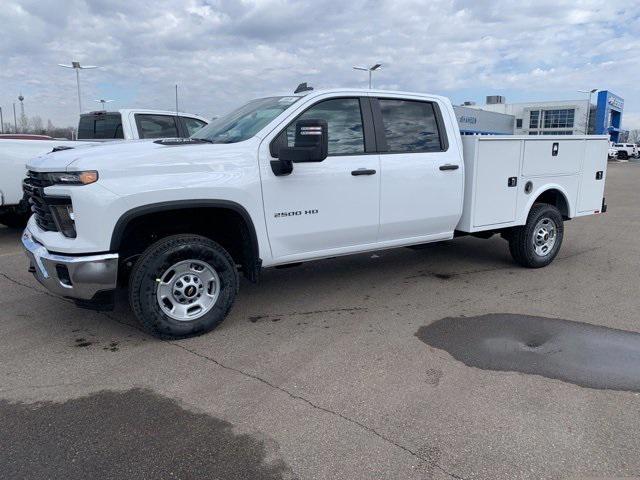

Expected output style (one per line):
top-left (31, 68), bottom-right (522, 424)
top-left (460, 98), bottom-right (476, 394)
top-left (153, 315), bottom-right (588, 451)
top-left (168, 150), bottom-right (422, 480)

top-left (1, 162), bottom-right (639, 480)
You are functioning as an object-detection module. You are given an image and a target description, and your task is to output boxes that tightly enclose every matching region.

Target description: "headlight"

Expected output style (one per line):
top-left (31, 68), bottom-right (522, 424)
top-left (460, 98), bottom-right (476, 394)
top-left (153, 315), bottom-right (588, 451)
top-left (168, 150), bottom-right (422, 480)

top-left (44, 171), bottom-right (98, 185)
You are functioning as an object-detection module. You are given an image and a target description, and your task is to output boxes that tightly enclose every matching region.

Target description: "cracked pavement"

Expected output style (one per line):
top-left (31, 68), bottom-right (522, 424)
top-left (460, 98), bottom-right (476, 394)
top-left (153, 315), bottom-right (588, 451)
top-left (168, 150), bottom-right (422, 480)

top-left (1, 163), bottom-right (640, 479)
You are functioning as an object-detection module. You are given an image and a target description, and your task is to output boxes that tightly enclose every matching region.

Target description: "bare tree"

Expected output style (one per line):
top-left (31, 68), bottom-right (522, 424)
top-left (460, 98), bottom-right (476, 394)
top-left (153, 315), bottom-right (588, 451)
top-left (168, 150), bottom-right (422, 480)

top-left (29, 116), bottom-right (44, 134)
top-left (628, 129), bottom-right (640, 144)
top-left (19, 113), bottom-right (28, 134)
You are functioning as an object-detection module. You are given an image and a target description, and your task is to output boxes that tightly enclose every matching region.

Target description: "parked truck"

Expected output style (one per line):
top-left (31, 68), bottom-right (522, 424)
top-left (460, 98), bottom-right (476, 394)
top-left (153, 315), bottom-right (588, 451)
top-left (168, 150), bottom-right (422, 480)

top-left (0, 109), bottom-right (208, 227)
top-left (610, 142), bottom-right (639, 160)
top-left (21, 88), bottom-right (608, 338)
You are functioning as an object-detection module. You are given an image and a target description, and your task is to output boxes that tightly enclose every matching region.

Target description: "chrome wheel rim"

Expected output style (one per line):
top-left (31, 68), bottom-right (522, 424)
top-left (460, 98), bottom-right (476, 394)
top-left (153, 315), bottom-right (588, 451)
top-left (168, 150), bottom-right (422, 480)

top-left (156, 260), bottom-right (220, 321)
top-left (532, 217), bottom-right (557, 257)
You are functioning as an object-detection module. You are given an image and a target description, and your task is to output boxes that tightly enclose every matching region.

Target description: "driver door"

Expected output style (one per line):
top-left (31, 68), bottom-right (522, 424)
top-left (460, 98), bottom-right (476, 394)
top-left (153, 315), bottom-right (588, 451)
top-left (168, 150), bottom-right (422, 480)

top-left (259, 97), bottom-right (380, 261)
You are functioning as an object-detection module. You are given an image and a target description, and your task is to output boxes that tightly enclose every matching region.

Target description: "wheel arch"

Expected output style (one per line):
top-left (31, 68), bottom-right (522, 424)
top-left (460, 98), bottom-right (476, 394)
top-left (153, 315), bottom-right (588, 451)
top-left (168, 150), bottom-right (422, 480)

top-left (524, 184), bottom-right (574, 221)
top-left (110, 200), bottom-right (261, 282)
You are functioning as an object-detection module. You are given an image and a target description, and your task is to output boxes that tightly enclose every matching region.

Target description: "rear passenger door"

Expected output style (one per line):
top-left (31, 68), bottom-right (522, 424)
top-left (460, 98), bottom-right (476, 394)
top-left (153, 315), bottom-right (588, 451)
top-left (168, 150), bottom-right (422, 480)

top-left (373, 97), bottom-right (463, 241)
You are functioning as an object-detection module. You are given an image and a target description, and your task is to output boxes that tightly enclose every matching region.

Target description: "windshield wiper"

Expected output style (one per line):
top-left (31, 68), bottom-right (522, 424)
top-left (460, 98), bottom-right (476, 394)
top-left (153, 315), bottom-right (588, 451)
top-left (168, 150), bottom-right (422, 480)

top-left (189, 137), bottom-right (214, 143)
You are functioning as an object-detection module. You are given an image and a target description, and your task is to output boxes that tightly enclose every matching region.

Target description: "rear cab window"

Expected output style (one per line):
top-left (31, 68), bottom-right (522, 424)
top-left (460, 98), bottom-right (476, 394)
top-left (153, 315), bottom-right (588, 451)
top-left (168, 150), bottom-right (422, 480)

top-left (377, 99), bottom-right (446, 153)
top-left (78, 113), bottom-right (124, 139)
top-left (135, 114), bottom-right (179, 139)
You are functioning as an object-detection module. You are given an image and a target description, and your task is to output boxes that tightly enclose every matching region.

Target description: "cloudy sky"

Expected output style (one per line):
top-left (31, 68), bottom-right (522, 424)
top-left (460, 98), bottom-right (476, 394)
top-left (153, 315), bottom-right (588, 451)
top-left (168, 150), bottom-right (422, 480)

top-left (1, 0), bottom-right (639, 130)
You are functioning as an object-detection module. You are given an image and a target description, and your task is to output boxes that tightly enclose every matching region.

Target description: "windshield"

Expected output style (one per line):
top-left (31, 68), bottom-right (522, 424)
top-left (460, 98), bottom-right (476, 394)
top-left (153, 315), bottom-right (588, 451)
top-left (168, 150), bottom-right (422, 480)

top-left (192, 96), bottom-right (300, 144)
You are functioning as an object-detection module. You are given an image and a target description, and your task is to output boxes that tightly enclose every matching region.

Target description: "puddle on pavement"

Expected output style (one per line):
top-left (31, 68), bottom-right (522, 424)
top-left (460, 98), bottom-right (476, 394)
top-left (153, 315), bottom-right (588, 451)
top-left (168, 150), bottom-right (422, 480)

top-left (0, 388), bottom-right (294, 480)
top-left (415, 314), bottom-right (640, 392)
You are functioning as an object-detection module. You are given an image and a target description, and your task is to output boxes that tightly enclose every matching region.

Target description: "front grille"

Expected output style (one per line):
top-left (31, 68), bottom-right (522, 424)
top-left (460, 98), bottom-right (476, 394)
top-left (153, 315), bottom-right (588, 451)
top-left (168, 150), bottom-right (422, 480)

top-left (22, 171), bottom-right (69, 232)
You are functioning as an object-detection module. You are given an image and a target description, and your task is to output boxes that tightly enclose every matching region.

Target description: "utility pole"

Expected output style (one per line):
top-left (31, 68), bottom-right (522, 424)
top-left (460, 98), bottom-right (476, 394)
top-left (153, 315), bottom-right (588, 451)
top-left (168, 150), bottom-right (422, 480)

top-left (0, 106), bottom-right (3, 134)
top-left (13, 103), bottom-right (17, 133)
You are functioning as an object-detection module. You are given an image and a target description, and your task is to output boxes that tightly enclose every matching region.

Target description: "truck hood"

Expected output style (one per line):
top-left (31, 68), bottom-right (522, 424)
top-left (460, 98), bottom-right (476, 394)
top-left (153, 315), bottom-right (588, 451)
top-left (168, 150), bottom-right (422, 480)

top-left (26, 138), bottom-right (256, 172)
top-left (27, 140), bottom-right (150, 171)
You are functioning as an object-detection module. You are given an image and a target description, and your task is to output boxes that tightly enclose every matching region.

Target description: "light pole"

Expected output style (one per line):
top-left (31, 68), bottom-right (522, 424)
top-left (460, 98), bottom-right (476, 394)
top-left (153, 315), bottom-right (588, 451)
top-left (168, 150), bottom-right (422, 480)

top-left (95, 99), bottom-right (113, 111)
top-left (0, 106), bottom-right (3, 134)
top-left (578, 89), bottom-right (597, 135)
top-left (58, 61), bottom-right (100, 115)
top-left (353, 63), bottom-right (382, 89)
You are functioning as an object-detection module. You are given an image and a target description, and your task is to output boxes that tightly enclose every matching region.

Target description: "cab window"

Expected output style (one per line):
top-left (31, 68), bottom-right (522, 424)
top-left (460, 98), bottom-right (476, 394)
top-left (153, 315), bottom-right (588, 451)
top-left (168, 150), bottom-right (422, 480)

top-left (182, 117), bottom-right (207, 136)
top-left (282, 98), bottom-right (365, 156)
top-left (377, 99), bottom-right (443, 153)
top-left (135, 114), bottom-right (179, 139)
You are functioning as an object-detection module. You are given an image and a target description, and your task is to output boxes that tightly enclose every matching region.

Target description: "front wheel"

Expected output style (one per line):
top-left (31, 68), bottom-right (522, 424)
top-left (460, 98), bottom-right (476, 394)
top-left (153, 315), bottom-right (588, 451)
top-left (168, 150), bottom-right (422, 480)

top-left (508, 204), bottom-right (564, 268)
top-left (129, 234), bottom-right (239, 339)
top-left (0, 210), bottom-right (30, 229)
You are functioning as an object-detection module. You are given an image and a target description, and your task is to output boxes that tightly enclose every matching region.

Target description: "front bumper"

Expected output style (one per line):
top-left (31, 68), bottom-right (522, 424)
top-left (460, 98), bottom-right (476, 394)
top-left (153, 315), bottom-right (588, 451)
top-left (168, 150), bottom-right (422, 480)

top-left (21, 228), bottom-right (118, 301)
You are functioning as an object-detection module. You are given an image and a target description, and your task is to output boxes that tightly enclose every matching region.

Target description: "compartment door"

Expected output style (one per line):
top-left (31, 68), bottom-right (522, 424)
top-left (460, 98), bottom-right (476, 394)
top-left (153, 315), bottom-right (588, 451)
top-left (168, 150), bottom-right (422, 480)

top-left (522, 139), bottom-right (582, 176)
top-left (578, 140), bottom-right (608, 213)
top-left (473, 140), bottom-right (520, 228)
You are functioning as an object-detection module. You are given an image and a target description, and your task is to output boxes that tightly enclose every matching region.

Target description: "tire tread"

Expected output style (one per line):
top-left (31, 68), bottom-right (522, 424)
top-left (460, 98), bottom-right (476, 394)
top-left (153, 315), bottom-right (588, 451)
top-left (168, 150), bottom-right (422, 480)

top-left (129, 234), bottom-right (239, 339)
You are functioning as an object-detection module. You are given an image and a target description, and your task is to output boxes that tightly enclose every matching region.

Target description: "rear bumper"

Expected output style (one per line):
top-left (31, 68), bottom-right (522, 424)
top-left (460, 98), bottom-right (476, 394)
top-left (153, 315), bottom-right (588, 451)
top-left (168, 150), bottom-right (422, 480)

top-left (21, 228), bottom-right (118, 301)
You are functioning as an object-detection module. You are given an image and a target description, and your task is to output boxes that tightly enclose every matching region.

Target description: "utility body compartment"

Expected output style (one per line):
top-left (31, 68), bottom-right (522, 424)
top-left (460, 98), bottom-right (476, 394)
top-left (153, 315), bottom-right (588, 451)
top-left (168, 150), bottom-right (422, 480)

top-left (456, 135), bottom-right (609, 233)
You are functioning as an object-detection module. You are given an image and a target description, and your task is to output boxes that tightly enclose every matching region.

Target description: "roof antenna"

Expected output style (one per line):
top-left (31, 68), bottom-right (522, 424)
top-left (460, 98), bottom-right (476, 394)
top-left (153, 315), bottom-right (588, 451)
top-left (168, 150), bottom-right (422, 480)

top-left (294, 82), bottom-right (313, 94)
top-left (175, 84), bottom-right (179, 116)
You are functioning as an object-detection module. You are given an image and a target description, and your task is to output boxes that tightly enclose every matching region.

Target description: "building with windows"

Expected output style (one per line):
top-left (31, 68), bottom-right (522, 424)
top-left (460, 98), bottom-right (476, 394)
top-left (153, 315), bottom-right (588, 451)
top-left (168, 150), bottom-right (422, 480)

top-left (468, 91), bottom-right (625, 141)
top-left (452, 105), bottom-right (514, 135)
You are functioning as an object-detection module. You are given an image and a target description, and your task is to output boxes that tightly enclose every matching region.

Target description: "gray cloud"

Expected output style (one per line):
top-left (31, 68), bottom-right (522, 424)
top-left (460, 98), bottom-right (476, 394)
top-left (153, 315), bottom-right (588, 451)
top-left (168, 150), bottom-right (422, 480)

top-left (1, 0), bottom-right (638, 129)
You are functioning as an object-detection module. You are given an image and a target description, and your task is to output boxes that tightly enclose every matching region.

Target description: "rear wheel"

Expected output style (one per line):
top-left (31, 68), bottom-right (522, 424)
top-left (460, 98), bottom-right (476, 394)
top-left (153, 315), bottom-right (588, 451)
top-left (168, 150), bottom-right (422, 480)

top-left (508, 204), bottom-right (564, 268)
top-left (129, 234), bottom-right (238, 339)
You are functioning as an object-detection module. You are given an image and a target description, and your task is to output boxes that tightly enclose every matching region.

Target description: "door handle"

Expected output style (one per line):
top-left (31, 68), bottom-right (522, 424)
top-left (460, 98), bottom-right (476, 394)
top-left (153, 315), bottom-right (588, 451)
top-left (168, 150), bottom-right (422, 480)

top-left (351, 169), bottom-right (376, 176)
top-left (439, 164), bottom-right (459, 171)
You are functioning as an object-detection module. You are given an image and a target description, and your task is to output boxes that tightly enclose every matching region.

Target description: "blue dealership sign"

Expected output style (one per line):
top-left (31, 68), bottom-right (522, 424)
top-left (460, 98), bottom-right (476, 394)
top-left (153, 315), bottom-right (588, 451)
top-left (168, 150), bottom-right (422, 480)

top-left (595, 91), bottom-right (624, 142)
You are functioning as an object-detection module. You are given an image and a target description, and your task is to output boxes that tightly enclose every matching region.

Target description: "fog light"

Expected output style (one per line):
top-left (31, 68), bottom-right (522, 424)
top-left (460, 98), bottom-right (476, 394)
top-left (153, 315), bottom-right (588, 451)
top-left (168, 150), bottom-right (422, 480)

top-left (56, 264), bottom-right (72, 287)
top-left (50, 204), bottom-right (77, 238)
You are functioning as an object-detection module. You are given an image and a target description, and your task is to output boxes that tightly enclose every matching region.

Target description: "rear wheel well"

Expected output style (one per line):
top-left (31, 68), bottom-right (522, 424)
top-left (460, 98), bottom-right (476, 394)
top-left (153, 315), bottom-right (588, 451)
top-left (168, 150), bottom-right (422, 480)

top-left (532, 189), bottom-right (569, 219)
top-left (113, 205), bottom-right (260, 284)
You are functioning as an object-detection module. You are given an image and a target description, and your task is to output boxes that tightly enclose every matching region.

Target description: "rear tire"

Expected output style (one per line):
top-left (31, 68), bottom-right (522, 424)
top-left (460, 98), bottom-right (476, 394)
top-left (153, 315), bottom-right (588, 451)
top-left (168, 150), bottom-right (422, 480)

top-left (129, 234), bottom-right (239, 339)
top-left (508, 204), bottom-right (564, 268)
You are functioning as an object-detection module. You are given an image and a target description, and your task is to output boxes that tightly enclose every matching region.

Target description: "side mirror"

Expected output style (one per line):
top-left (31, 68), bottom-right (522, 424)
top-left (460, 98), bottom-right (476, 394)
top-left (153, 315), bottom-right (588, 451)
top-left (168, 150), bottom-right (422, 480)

top-left (270, 119), bottom-right (328, 176)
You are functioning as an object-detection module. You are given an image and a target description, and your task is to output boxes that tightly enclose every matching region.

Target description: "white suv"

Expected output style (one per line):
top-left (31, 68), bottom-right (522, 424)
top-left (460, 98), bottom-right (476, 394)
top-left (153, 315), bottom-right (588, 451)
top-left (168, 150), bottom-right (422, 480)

top-left (612, 143), bottom-right (639, 159)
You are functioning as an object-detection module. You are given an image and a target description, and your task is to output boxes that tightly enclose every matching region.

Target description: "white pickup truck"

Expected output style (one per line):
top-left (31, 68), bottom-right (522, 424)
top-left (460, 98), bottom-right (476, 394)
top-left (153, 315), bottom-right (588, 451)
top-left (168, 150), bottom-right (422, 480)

top-left (0, 109), bottom-right (208, 227)
top-left (21, 88), bottom-right (608, 338)
top-left (610, 143), bottom-right (639, 160)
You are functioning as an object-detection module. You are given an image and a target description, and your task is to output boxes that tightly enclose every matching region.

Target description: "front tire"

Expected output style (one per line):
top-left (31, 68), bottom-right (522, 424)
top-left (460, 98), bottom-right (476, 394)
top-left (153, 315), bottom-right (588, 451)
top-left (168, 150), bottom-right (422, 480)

top-left (0, 210), bottom-right (30, 229)
top-left (508, 204), bottom-right (564, 268)
top-left (129, 234), bottom-right (239, 339)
